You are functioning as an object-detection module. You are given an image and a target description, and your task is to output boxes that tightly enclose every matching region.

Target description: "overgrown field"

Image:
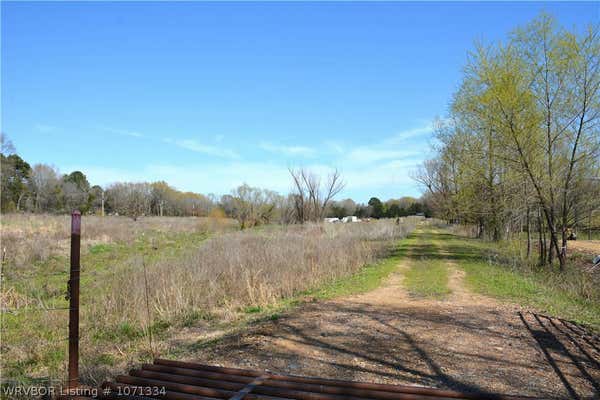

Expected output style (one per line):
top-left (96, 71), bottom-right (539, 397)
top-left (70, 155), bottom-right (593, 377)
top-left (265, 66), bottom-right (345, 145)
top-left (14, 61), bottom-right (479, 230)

top-left (0, 214), bottom-right (415, 388)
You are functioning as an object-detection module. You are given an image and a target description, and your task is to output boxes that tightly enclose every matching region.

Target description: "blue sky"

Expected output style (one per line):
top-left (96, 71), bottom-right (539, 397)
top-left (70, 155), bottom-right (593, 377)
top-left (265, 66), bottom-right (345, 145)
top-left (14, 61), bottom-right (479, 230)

top-left (2, 1), bottom-right (597, 202)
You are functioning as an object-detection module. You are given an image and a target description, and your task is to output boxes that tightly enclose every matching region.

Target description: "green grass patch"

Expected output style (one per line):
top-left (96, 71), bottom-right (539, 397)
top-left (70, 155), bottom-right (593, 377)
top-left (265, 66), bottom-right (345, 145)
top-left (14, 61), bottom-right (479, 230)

top-left (178, 309), bottom-right (214, 327)
top-left (88, 243), bottom-right (112, 254)
top-left (92, 353), bottom-right (116, 366)
top-left (404, 259), bottom-right (451, 299)
top-left (395, 231), bottom-right (451, 299)
top-left (268, 312), bottom-right (281, 321)
top-left (243, 305), bottom-right (263, 314)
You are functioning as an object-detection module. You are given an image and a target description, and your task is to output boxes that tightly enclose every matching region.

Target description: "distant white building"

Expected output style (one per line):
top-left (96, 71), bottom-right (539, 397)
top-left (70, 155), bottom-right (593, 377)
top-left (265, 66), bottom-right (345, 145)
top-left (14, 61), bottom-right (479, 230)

top-left (341, 216), bottom-right (361, 223)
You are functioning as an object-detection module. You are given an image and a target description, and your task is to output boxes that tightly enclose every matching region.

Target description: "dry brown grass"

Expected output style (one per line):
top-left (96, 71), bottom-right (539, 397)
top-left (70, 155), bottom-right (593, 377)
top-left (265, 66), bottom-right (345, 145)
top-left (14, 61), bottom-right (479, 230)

top-left (96, 220), bottom-right (414, 327)
top-left (1, 214), bottom-right (415, 387)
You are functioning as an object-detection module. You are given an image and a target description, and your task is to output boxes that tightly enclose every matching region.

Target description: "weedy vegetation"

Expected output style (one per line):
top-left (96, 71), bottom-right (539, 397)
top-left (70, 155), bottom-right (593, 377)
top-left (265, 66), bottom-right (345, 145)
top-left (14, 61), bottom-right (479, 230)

top-left (1, 214), bottom-right (415, 387)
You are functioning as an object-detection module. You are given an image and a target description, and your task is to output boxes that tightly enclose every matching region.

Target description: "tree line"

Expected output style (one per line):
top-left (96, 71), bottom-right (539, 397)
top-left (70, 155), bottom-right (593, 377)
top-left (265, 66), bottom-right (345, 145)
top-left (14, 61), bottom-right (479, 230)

top-left (1, 136), bottom-right (429, 225)
top-left (1, 135), bottom-right (214, 218)
top-left (416, 14), bottom-right (600, 270)
top-left (328, 196), bottom-right (431, 219)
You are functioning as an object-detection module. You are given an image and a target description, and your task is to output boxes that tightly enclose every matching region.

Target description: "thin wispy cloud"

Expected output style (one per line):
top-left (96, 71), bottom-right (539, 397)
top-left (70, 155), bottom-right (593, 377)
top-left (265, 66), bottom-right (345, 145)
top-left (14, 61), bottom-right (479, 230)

top-left (259, 142), bottom-right (316, 158)
top-left (34, 124), bottom-right (57, 133)
top-left (324, 140), bottom-right (345, 155)
top-left (62, 119), bottom-right (439, 200)
top-left (166, 138), bottom-right (240, 159)
top-left (337, 119), bottom-right (439, 164)
top-left (102, 127), bottom-right (144, 138)
top-left (345, 147), bottom-right (422, 163)
top-left (384, 122), bottom-right (436, 145)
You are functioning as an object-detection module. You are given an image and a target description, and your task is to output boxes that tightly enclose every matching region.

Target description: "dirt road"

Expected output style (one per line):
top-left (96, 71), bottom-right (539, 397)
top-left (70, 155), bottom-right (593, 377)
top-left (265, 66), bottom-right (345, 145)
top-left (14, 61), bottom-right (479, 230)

top-left (169, 231), bottom-right (600, 400)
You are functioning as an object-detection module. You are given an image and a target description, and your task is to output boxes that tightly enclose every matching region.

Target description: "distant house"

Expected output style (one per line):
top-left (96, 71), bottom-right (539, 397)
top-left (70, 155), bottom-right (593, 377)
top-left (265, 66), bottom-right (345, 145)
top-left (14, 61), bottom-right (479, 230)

top-left (324, 217), bottom-right (341, 223)
top-left (341, 216), bottom-right (361, 223)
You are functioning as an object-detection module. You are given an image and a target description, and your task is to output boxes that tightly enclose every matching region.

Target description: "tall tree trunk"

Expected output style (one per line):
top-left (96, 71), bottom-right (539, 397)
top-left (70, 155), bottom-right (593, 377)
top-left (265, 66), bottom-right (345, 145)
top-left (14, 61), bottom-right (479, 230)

top-left (544, 212), bottom-right (565, 271)
top-left (526, 205), bottom-right (531, 258)
top-left (538, 208), bottom-right (547, 266)
top-left (590, 210), bottom-right (593, 240)
top-left (16, 193), bottom-right (24, 211)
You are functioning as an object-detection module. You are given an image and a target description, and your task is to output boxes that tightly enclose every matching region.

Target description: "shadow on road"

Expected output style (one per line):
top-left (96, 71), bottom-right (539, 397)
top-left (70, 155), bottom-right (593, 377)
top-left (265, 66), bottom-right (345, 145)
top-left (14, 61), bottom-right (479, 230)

top-left (518, 311), bottom-right (600, 400)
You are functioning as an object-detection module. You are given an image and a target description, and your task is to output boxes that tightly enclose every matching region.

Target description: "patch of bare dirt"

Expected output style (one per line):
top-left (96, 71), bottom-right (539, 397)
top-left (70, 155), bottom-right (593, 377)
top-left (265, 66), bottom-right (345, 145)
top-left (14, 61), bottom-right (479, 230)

top-left (166, 246), bottom-right (600, 400)
top-left (568, 240), bottom-right (600, 256)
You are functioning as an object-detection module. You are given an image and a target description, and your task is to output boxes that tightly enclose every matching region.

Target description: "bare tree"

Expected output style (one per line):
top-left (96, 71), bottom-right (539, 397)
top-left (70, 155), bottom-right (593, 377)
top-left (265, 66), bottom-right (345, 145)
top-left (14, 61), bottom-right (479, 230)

top-left (105, 182), bottom-right (152, 220)
top-left (230, 184), bottom-right (279, 229)
top-left (0, 133), bottom-right (15, 155)
top-left (29, 164), bottom-right (61, 212)
top-left (289, 168), bottom-right (345, 223)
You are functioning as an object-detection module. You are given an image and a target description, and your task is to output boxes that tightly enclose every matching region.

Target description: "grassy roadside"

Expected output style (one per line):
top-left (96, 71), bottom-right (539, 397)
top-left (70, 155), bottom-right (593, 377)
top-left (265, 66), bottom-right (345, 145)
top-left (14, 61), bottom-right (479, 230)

top-left (430, 229), bottom-right (600, 330)
top-left (305, 243), bottom-right (405, 300)
top-left (381, 226), bottom-right (599, 329)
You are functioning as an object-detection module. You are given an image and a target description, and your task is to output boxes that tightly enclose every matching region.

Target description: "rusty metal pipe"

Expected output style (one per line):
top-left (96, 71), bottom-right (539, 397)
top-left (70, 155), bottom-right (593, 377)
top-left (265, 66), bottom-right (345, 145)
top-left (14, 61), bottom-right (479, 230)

top-left (152, 360), bottom-right (532, 400)
top-left (155, 359), bottom-right (259, 378)
top-left (125, 370), bottom-right (454, 400)
top-left (130, 369), bottom-right (244, 392)
top-left (68, 211), bottom-right (81, 389)
top-left (140, 365), bottom-right (461, 400)
top-left (141, 364), bottom-right (252, 385)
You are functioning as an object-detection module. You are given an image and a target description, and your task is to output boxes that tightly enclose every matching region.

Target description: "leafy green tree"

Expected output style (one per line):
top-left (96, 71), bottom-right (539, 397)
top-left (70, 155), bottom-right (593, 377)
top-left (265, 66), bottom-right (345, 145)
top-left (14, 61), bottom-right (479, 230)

top-left (368, 197), bottom-right (384, 218)
top-left (62, 171), bottom-right (91, 212)
top-left (386, 203), bottom-right (401, 218)
top-left (64, 171), bottom-right (90, 191)
top-left (1, 154), bottom-right (31, 212)
top-left (416, 13), bottom-right (600, 270)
